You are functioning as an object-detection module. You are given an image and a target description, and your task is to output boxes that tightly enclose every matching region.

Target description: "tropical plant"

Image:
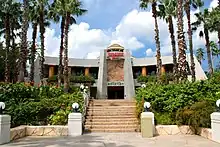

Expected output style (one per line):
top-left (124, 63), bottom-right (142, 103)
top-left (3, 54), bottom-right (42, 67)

top-left (158, 0), bottom-right (178, 82)
top-left (184, 0), bottom-right (204, 82)
top-left (18, 0), bottom-right (29, 82)
top-left (192, 9), bottom-right (213, 75)
top-left (54, 0), bottom-right (87, 92)
top-left (50, 0), bottom-right (84, 87)
top-left (177, 0), bottom-right (187, 81)
top-left (210, 41), bottom-right (220, 68)
top-left (196, 48), bottom-right (204, 65)
top-left (0, 0), bottom-right (22, 82)
top-left (37, 0), bottom-right (50, 85)
top-left (140, 0), bottom-right (162, 82)
top-left (208, 6), bottom-right (220, 48)
top-left (29, 0), bottom-right (39, 84)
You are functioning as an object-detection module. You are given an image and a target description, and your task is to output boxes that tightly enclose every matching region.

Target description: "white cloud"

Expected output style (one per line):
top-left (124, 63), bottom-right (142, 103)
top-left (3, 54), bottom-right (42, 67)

top-left (15, 0), bottom-right (220, 59)
top-left (210, 0), bottom-right (218, 8)
top-left (145, 48), bottom-right (155, 56)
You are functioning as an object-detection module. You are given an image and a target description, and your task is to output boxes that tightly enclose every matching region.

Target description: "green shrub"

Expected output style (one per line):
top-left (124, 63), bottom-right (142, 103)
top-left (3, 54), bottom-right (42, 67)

top-left (154, 112), bottom-right (176, 125)
top-left (176, 101), bottom-right (215, 134)
top-left (137, 75), bottom-right (148, 83)
top-left (0, 83), bottom-right (83, 127)
top-left (135, 79), bottom-right (220, 126)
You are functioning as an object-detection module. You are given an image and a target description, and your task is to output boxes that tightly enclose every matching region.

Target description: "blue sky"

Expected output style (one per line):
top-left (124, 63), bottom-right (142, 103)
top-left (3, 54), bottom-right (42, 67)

top-left (40, 0), bottom-right (219, 71)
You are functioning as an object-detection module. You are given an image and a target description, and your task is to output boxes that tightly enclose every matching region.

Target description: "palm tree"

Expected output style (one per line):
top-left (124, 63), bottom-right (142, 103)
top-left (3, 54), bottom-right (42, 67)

top-left (0, 0), bottom-right (22, 82)
top-left (210, 41), bottom-right (220, 68)
top-left (37, 0), bottom-right (49, 85)
top-left (158, 0), bottom-right (177, 82)
top-left (55, 0), bottom-right (87, 91)
top-left (177, 0), bottom-right (187, 81)
top-left (218, 0), bottom-right (220, 48)
top-left (29, 0), bottom-right (51, 85)
top-left (29, 0), bottom-right (39, 84)
top-left (49, 0), bottom-right (78, 87)
top-left (0, 0), bottom-right (11, 82)
top-left (184, 0), bottom-right (203, 82)
top-left (140, 0), bottom-right (162, 82)
top-left (55, 0), bottom-right (87, 92)
top-left (18, 0), bottom-right (29, 82)
top-left (207, 7), bottom-right (220, 49)
top-left (196, 48), bottom-right (204, 65)
top-left (192, 9), bottom-right (214, 75)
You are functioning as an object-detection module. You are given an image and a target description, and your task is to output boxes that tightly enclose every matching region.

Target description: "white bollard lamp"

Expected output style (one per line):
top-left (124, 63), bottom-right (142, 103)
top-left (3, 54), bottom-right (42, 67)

top-left (144, 102), bottom-right (151, 112)
top-left (72, 102), bottom-right (80, 113)
top-left (0, 102), bottom-right (5, 115)
top-left (216, 99), bottom-right (220, 112)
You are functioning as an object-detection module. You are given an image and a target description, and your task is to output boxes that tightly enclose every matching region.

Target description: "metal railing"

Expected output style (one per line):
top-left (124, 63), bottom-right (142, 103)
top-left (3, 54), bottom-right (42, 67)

top-left (82, 92), bottom-right (90, 126)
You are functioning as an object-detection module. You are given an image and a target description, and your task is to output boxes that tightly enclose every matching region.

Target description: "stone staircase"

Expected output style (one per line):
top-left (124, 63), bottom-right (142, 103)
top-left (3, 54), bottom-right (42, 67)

top-left (84, 99), bottom-right (139, 132)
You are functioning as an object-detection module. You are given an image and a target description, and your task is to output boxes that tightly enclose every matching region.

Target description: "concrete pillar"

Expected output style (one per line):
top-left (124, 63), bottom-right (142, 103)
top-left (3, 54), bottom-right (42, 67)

top-left (142, 67), bottom-right (147, 76)
top-left (211, 112), bottom-right (220, 143)
top-left (0, 115), bottom-right (11, 145)
top-left (68, 113), bottom-right (82, 136)
top-left (85, 67), bottom-right (90, 76)
top-left (141, 112), bottom-right (154, 138)
top-left (49, 65), bottom-right (55, 78)
top-left (96, 50), bottom-right (108, 99)
top-left (124, 49), bottom-right (135, 99)
top-left (161, 65), bottom-right (166, 74)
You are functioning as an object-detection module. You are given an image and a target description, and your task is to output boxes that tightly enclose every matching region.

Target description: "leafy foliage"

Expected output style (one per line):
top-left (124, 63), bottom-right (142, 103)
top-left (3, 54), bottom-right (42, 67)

top-left (135, 75), bottom-right (220, 128)
top-left (176, 101), bottom-right (215, 134)
top-left (48, 75), bottom-right (95, 84)
top-left (0, 83), bottom-right (83, 127)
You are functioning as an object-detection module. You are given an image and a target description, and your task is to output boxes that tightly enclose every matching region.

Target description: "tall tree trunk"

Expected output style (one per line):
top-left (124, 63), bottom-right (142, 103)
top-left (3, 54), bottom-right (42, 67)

top-left (177, 0), bottom-right (187, 81)
top-left (63, 13), bottom-right (70, 92)
top-left (30, 23), bottom-right (38, 84)
top-left (39, 6), bottom-right (45, 85)
top-left (185, 1), bottom-right (196, 82)
top-left (218, 0), bottom-right (220, 48)
top-left (18, 0), bottom-right (29, 82)
top-left (4, 15), bottom-right (10, 83)
top-left (11, 22), bottom-right (18, 83)
top-left (198, 59), bottom-right (201, 65)
top-left (167, 16), bottom-right (177, 82)
top-left (204, 28), bottom-right (214, 75)
top-left (152, 2), bottom-right (162, 82)
top-left (58, 17), bottom-right (65, 87)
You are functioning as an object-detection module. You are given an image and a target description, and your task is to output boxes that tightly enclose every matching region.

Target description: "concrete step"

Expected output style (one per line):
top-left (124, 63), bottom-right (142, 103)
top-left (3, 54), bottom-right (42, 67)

top-left (85, 121), bottom-right (138, 125)
top-left (88, 103), bottom-right (136, 107)
top-left (85, 124), bottom-right (138, 129)
top-left (86, 115), bottom-right (137, 119)
top-left (86, 112), bottom-right (136, 116)
top-left (87, 106), bottom-right (136, 109)
top-left (90, 100), bottom-right (135, 103)
top-left (87, 110), bottom-right (136, 113)
top-left (85, 118), bottom-right (138, 122)
top-left (86, 111), bottom-right (135, 116)
top-left (84, 128), bottom-right (139, 132)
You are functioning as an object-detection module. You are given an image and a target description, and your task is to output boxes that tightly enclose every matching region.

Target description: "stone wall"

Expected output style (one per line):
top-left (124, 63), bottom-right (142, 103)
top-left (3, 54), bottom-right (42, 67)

top-left (10, 125), bottom-right (212, 141)
top-left (10, 126), bottom-right (68, 141)
top-left (107, 60), bottom-right (124, 81)
top-left (155, 125), bottom-right (212, 140)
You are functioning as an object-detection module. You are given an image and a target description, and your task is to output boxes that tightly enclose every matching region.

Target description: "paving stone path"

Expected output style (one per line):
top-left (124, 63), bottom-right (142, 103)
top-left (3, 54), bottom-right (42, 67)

top-left (2, 133), bottom-right (220, 147)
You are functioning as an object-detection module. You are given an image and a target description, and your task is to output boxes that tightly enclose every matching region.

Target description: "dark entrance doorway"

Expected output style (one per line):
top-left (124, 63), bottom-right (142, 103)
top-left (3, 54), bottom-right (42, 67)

top-left (108, 86), bottom-right (124, 99)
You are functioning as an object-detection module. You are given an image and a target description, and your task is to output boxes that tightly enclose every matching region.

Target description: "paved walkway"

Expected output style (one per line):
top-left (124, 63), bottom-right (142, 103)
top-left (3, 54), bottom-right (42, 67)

top-left (2, 133), bottom-right (220, 147)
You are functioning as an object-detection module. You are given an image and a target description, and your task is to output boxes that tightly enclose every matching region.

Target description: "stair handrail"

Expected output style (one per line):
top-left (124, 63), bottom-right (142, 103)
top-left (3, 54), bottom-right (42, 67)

top-left (82, 91), bottom-right (89, 125)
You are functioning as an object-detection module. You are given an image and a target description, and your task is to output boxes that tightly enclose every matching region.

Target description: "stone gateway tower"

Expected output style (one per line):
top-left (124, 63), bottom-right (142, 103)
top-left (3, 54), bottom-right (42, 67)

top-left (96, 44), bottom-right (135, 99)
